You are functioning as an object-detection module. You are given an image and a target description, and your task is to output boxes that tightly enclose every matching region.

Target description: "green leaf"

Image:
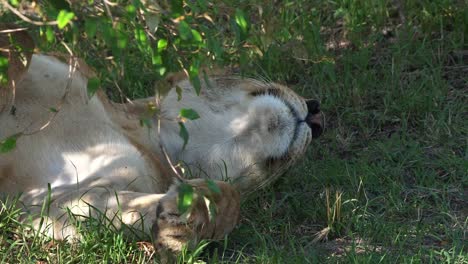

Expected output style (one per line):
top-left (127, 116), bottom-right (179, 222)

top-left (152, 55), bottom-right (162, 66)
top-left (49, 107), bottom-right (58, 113)
top-left (178, 122), bottom-right (189, 149)
top-left (234, 9), bottom-right (249, 41)
top-left (56, 10), bottom-right (75, 29)
top-left (188, 59), bottom-right (201, 95)
top-left (0, 56), bottom-right (8, 85)
top-left (125, 4), bottom-right (136, 16)
top-left (205, 179), bottom-right (221, 194)
top-left (9, 0), bottom-right (19, 7)
top-left (178, 21), bottom-right (192, 40)
top-left (176, 85), bottom-right (183, 101)
top-left (235, 9), bottom-right (249, 34)
top-left (179, 108), bottom-right (200, 120)
top-left (157, 67), bottom-right (166, 76)
top-left (191, 29), bottom-right (202, 43)
top-left (190, 75), bottom-right (201, 96)
top-left (45, 26), bottom-right (55, 43)
top-left (87, 77), bottom-right (100, 98)
top-left (157, 39), bottom-right (168, 52)
top-left (134, 27), bottom-right (149, 50)
top-left (177, 183), bottom-right (194, 214)
top-left (203, 70), bottom-right (213, 89)
top-left (0, 134), bottom-right (19, 153)
top-left (0, 56), bottom-right (8, 68)
top-left (116, 32), bottom-right (128, 49)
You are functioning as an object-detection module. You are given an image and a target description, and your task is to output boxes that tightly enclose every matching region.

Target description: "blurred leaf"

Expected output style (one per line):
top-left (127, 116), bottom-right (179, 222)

top-left (49, 107), bottom-right (58, 113)
top-left (0, 56), bottom-right (8, 85)
top-left (0, 56), bottom-right (8, 68)
top-left (170, 0), bottom-right (184, 17)
top-left (146, 102), bottom-right (157, 114)
top-left (207, 37), bottom-right (223, 61)
top-left (152, 55), bottom-right (162, 66)
top-left (178, 21), bottom-right (192, 40)
top-left (56, 10), bottom-right (75, 29)
top-left (0, 134), bottom-right (20, 153)
top-left (188, 59), bottom-right (201, 95)
top-left (203, 70), bottom-right (213, 89)
top-left (235, 9), bottom-right (249, 36)
top-left (179, 108), bottom-right (200, 120)
top-left (139, 118), bottom-right (152, 128)
top-left (206, 179), bottom-right (221, 194)
top-left (9, 0), bottom-right (19, 7)
top-left (134, 27), bottom-right (149, 50)
top-left (87, 77), bottom-right (100, 98)
top-left (116, 32), bottom-right (128, 49)
top-left (85, 19), bottom-right (97, 39)
top-left (178, 122), bottom-right (189, 149)
top-left (157, 67), bottom-right (166, 76)
top-left (45, 26), bottom-right (55, 43)
top-left (190, 75), bottom-right (201, 96)
top-left (191, 29), bottom-right (202, 43)
top-left (177, 183), bottom-right (194, 214)
top-left (125, 4), bottom-right (137, 16)
top-left (157, 39), bottom-right (168, 52)
top-left (196, 0), bottom-right (208, 11)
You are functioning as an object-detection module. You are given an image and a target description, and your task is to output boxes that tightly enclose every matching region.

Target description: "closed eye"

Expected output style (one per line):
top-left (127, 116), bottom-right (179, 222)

top-left (249, 88), bottom-right (281, 97)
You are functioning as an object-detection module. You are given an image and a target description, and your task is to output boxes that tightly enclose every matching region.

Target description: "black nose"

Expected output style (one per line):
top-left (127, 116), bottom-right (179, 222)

top-left (305, 99), bottom-right (323, 138)
top-left (306, 100), bottom-right (320, 115)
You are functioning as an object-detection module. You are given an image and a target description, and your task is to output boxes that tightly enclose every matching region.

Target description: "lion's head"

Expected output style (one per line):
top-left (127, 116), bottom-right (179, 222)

top-left (158, 76), bottom-right (323, 194)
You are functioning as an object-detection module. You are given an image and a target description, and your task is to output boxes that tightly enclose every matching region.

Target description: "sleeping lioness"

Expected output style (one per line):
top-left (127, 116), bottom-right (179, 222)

top-left (0, 29), bottom-right (323, 253)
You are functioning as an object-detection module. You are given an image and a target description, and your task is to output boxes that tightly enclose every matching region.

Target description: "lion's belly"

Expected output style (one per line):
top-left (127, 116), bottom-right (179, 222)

top-left (1, 105), bottom-right (160, 197)
top-left (0, 55), bottom-right (163, 198)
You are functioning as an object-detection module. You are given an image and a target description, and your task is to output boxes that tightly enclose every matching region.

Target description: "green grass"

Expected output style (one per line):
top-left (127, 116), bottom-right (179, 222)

top-left (1, 0), bottom-right (467, 263)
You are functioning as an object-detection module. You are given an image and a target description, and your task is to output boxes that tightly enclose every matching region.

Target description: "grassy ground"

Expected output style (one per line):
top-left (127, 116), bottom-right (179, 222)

top-left (1, 0), bottom-right (467, 263)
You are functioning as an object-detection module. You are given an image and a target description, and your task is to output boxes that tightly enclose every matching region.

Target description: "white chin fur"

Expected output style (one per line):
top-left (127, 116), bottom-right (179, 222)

top-left (164, 89), bottom-right (301, 180)
top-left (233, 95), bottom-right (295, 159)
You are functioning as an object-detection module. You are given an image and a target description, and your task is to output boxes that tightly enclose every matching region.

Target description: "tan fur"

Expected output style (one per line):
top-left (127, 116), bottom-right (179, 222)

top-left (0, 29), bottom-right (320, 253)
top-left (0, 24), bottom-right (35, 113)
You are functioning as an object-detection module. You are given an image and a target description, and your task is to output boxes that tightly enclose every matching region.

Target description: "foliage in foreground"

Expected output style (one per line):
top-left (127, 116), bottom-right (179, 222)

top-left (1, 0), bottom-right (467, 263)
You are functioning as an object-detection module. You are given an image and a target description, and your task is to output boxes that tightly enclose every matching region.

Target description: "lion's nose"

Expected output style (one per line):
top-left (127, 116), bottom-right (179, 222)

top-left (305, 99), bottom-right (323, 138)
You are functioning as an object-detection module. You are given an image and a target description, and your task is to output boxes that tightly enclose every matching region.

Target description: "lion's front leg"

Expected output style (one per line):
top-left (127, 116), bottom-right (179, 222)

top-left (23, 188), bottom-right (165, 240)
top-left (152, 179), bottom-right (240, 253)
top-left (22, 179), bottom-right (240, 253)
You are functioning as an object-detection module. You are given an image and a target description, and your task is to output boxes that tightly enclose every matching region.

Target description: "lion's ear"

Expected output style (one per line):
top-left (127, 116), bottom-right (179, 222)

top-left (0, 24), bottom-right (35, 112)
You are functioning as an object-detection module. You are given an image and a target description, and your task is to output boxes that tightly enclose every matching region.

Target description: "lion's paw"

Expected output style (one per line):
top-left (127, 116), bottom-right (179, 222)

top-left (152, 179), bottom-right (240, 253)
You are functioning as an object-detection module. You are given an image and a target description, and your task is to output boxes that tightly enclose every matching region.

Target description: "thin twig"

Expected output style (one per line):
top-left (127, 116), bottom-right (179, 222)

top-left (23, 41), bottom-right (76, 135)
top-left (102, 0), bottom-right (114, 23)
top-left (1, 0), bottom-right (58, 26)
top-left (103, 0), bottom-right (119, 7)
top-left (112, 80), bottom-right (134, 105)
top-left (155, 95), bottom-right (186, 183)
top-left (0, 28), bottom-right (28, 34)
